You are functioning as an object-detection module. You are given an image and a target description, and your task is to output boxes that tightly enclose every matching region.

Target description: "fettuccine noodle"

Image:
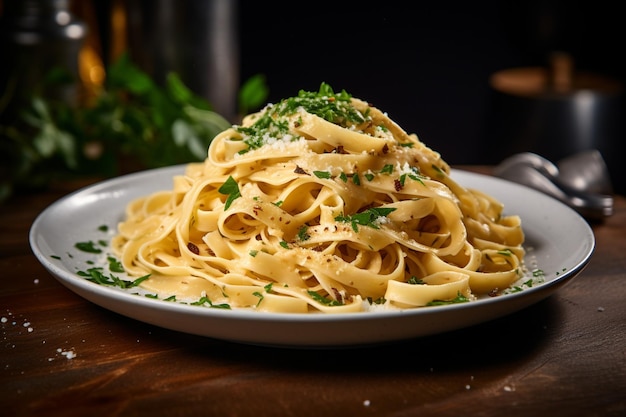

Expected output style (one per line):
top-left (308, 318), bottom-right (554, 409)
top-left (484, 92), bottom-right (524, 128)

top-left (111, 83), bottom-right (525, 313)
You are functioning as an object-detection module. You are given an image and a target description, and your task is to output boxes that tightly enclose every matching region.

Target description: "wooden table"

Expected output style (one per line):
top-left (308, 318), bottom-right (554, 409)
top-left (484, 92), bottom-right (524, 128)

top-left (1, 167), bottom-right (625, 417)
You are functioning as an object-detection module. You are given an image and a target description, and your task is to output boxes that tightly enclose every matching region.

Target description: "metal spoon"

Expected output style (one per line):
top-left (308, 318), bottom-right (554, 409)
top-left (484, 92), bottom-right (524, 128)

top-left (494, 152), bottom-right (613, 220)
top-left (557, 149), bottom-right (613, 195)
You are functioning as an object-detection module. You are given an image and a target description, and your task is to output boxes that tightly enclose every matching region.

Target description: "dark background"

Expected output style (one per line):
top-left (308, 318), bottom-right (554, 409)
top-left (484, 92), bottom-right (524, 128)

top-left (238, 1), bottom-right (625, 166)
top-left (3, 0), bottom-right (625, 190)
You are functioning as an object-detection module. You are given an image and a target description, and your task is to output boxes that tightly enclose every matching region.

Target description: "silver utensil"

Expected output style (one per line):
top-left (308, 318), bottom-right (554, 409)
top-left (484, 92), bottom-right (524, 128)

top-left (557, 149), bottom-right (613, 195)
top-left (494, 151), bottom-right (614, 220)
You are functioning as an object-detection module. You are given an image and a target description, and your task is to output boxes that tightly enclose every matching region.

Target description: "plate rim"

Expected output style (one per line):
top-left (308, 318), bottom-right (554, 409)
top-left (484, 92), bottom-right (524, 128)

top-left (28, 165), bottom-right (595, 345)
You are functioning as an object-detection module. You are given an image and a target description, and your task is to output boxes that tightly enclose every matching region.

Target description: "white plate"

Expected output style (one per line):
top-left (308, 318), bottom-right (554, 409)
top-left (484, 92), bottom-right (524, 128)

top-left (29, 165), bottom-right (595, 348)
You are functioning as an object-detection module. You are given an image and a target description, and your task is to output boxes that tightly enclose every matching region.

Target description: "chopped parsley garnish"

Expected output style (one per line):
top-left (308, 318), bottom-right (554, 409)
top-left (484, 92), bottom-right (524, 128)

top-left (191, 295), bottom-right (231, 309)
top-left (313, 170), bottom-right (332, 179)
top-left (507, 278), bottom-right (539, 294)
top-left (297, 225), bottom-right (310, 241)
top-left (75, 241), bottom-right (103, 254)
top-left (77, 267), bottom-right (150, 288)
top-left (380, 164), bottom-right (394, 174)
top-left (107, 256), bottom-right (124, 273)
top-left (335, 207), bottom-right (396, 232)
top-left (307, 290), bottom-right (343, 306)
top-left (218, 176), bottom-right (241, 210)
top-left (234, 82), bottom-right (370, 153)
top-left (367, 296), bottom-right (387, 305)
top-left (281, 83), bottom-right (366, 125)
top-left (253, 291), bottom-right (264, 306)
top-left (431, 164), bottom-right (446, 177)
top-left (253, 284), bottom-right (273, 306)
top-left (426, 291), bottom-right (470, 306)
top-left (407, 276), bottom-right (426, 285)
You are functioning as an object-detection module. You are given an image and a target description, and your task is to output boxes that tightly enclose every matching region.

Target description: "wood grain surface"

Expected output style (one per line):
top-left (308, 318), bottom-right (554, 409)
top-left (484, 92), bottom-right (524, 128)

top-left (1, 167), bottom-right (624, 417)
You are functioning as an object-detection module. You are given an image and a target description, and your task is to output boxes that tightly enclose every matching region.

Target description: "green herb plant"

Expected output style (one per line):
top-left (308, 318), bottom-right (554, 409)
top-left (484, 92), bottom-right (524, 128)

top-left (0, 53), bottom-right (268, 201)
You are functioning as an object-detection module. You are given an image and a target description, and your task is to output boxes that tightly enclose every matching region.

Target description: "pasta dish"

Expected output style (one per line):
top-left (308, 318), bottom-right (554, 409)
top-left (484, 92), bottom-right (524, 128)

top-left (111, 83), bottom-right (525, 313)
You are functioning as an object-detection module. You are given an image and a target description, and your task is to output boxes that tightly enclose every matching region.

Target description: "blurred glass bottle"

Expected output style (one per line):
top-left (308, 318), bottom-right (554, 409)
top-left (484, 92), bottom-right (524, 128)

top-left (0, 0), bottom-right (87, 124)
top-left (125, 0), bottom-right (239, 122)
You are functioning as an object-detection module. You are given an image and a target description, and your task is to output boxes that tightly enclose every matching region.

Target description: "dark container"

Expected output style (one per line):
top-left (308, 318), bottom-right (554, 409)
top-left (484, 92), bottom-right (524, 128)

top-left (486, 57), bottom-right (625, 194)
top-left (124, 0), bottom-right (239, 122)
top-left (0, 0), bottom-right (87, 121)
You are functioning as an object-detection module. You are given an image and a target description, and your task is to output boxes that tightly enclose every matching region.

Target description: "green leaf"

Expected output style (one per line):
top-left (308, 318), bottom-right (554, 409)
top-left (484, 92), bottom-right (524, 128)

top-left (335, 207), bottom-right (396, 231)
top-left (184, 106), bottom-right (231, 139)
top-left (167, 72), bottom-right (194, 103)
top-left (172, 119), bottom-right (204, 159)
top-left (107, 256), bottom-right (124, 273)
top-left (380, 164), bottom-right (394, 174)
top-left (0, 50), bottom-right (270, 201)
top-left (107, 53), bottom-right (154, 94)
top-left (43, 66), bottom-right (75, 86)
top-left (75, 241), bottom-right (102, 254)
top-left (218, 176), bottom-right (241, 210)
top-left (307, 290), bottom-right (343, 306)
top-left (313, 171), bottom-right (332, 179)
top-left (426, 291), bottom-right (470, 306)
top-left (238, 74), bottom-right (269, 115)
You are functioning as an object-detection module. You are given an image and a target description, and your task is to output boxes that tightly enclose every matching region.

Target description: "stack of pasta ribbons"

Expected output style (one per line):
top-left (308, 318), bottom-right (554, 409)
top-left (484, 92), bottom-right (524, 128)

top-left (112, 83), bottom-right (525, 313)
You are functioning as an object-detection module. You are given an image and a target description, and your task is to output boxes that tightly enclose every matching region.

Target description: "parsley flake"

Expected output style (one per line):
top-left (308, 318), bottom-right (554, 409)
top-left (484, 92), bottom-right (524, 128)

top-left (335, 207), bottom-right (396, 232)
top-left (218, 176), bottom-right (241, 210)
